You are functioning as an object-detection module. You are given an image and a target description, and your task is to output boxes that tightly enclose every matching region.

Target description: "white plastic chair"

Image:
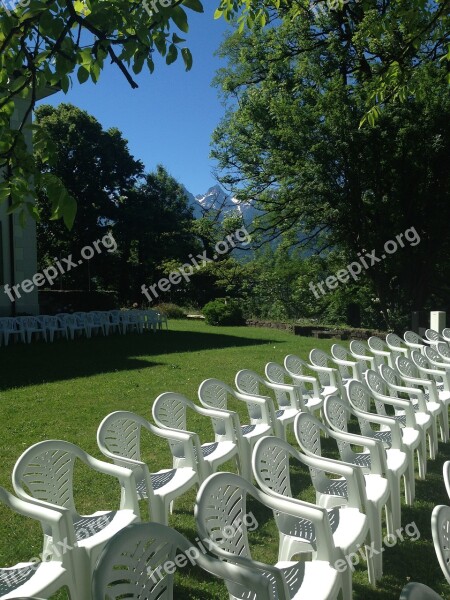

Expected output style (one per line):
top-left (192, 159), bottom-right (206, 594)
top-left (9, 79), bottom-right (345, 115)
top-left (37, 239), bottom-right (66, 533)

top-left (92, 521), bottom-right (274, 600)
top-left (424, 345), bottom-right (450, 369)
top-left (379, 364), bottom-right (438, 461)
top-left (294, 411), bottom-right (390, 580)
top-left (349, 340), bottom-right (377, 371)
top-left (152, 392), bottom-right (241, 482)
top-left (15, 317), bottom-right (46, 344)
top-left (284, 354), bottom-right (330, 405)
top-left (83, 313), bottom-right (103, 338)
top-left (367, 336), bottom-right (395, 368)
top-left (411, 350), bottom-right (450, 439)
top-left (0, 318), bottom-right (24, 345)
top-left (61, 314), bottom-right (86, 340)
top-left (386, 333), bottom-right (409, 360)
top-left (252, 436), bottom-right (372, 592)
top-left (198, 378), bottom-right (273, 480)
top-left (0, 486), bottom-right (78, 600)
top-left (442, 328), bottom-right (450, 344)
top-left (431, 504), bottom-right (450, 586)
top-left (400, 582), bottom-right (443, 599)
top-left (443, 461), bottom-right (450, 500)
top-left (97, 411), bottom-right (200, 525)
top-left (265, 362), bottom-right (323, 417)
top-left (40, 315), bottom-right (67, 342)
top-left (345, 381), bottom-right (416, 504)
top-left (235, 369), bottom-right (300, 440)
top-left (308, 349), bottom-right (346, 399)
top-left (195, 472), bottom-right (343, 600)
top-left (12, 440), bottom-right (140, 598)
top-left (330, 344), bottom-right (365, 381)
top-left (404, 331), bottom-right (431, 355)
top-left (121, 311), bottom-right (144, 335)
top-left (365, 369), bottom-right (427, 480)
top-left (105, 310), bottom-right (122, 335)
top-left (323, 394), bottom-right (408, 533)
top-left (425, 328), bottom-right (447, 346)
top-left (396, 355), bottom-right (447, 443)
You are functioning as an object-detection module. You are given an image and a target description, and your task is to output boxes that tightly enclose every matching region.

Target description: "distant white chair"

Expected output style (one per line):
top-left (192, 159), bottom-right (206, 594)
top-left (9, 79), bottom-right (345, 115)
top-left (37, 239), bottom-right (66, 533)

top-left (425, 328), bottom-right (447, 346)
top-left (308, 349), bottom-right (346, 399)
top-left (330, 343), bottom-right (365, 381)
top-left (0, 317), bottom-right (24, 345)
top-left (349, 340), bottom-right (377, 371)
top-left (265, 362), bottom-right (324, 418)
top-left (386, 333), bottom-right (409, 360)
top-left (367, 336), bottom-right (395, 368)
top-left (121, 310), bottom-right (144, 335)
top-left (60, 314), bottom-right (87, 340)
top-left (40, 315), bottom-right (67, 342)
top-left (15, 316), bottom-right (46, 344)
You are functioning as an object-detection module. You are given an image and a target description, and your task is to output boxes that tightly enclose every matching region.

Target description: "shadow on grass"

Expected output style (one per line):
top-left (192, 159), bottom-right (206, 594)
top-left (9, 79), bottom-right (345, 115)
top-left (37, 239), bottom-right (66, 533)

top-left (0, 329), bottom-right (276, 390)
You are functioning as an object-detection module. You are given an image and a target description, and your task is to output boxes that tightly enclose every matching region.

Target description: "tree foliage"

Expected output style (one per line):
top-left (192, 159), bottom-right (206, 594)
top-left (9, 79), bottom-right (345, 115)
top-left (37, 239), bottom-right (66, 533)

top-left (211, 15), bottom-right (450, 327)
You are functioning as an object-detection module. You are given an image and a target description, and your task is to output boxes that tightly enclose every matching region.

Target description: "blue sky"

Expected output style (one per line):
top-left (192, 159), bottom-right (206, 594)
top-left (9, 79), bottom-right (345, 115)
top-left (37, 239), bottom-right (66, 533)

top-left (37, 4), bottom-right (231, 196)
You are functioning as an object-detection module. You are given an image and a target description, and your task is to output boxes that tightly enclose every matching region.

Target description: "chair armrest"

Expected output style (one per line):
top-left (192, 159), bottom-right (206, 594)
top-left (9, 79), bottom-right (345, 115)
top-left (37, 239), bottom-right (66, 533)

top-left (290, 374), bottom-right (321, 398)
top-left (309, 364), bottom-right (338, 387)
top-left (352, 408), bottom-right (403, 448)
top-left (234, 391), bottom-right (275, 426)
top-left (82, 455), bottom-right (140, 514)
top-left (263, 380), bottom-right (300, 410)
top-left (328, 428), bottom-right (386, 475)
top-left (299, 452), bottom-right (366, 511)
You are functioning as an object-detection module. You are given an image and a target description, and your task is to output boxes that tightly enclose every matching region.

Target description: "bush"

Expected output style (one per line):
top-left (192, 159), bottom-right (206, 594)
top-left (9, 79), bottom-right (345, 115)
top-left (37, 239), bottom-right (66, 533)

top-left (202, 298), bottom-right (245, 326)
top-left (153, 303), bottom-right (187, 319)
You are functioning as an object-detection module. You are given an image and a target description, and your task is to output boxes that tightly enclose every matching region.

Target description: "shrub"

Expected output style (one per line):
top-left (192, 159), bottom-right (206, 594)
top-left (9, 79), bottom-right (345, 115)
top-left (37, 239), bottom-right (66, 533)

top-left (202, 298), bottom-right (245, 326)
top-left (153, 303), bottom-right (187, 319)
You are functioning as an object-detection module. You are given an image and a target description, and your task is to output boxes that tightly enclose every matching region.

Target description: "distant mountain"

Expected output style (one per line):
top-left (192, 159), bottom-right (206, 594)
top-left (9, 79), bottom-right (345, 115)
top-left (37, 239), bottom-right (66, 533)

top-left (184, 184), bottom-right (257, 224)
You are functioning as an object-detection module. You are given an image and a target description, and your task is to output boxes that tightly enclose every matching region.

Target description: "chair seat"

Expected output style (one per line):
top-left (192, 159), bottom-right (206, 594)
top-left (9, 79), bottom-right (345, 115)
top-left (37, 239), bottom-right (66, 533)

top-left (276, 408), bottom-right (297, 423)
top-left (241, 423), bottom-right (272, 439)
top-left (151, 467), bottom-right (196, 495)
top-left (0, 560), bottom-right (66, 598)
top-left (278, 506), bottom-right (365, 553)
top-left (74, 509), bottom-right (137, 549)
top-left (386, 449), bottom-right (408, 473)
top-left (400, 427), bottom-right (421, 447)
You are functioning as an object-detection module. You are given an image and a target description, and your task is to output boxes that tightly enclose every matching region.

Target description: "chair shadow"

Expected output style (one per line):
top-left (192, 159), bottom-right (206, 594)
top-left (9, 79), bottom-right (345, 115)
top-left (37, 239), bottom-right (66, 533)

top-left (0, 329), bottom-right (277, 390)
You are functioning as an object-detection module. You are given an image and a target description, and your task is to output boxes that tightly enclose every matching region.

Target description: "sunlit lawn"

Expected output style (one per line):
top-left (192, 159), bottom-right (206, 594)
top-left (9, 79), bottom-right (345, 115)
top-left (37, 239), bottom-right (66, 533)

top-left (0, 320), bottom-right (448, 598)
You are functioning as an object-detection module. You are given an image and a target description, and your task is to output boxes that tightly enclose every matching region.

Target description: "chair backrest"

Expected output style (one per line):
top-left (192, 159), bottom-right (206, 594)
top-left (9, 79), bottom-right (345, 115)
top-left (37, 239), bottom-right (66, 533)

top-left (235, 369), bottom-right (264, 397)
top-left (330, 344), bottom-right (355, 379)
top-left (12, 441), bottom-right (83, 512)
top-left (16, 316), bottom-right (41, 329)
top-left (365, 369), bottom-right (390, 416)
top-left (252, 436), bottom-right (294, 499)
top-left (198, 378), bottom-right (233, 411)
top-left (411, 350), bottom-right (433, 372)
top-left (386, 333), bottom-right (407, 353)
top-left (431, 504), bottom-right (450, 585)
top-left (442, 328), bottom-right (450, 342)
top-left (380, 363), bottom-right (401, 389)
top-left (347, 380), bottom-right (371, 412)
top-left (368, 336), bottom-right (389, 354)
top-left (437, 342), bottom-right (450, 361)
top-left (0, 317), bottom-right (19, 330)
top-left (424, 345), bottom-right (443, 364)
top-left (93, 521), bottom-right (271, 599)
top-left (98, 411), bottom-right (144, 464)
top-left (309, 349), bottom-right (335, 387)
top-left (294, 411), bottom-right (325, 457)
top-left (284, 354), bottom-right (310, 377)
top-left (404, 331), bottom-right (424, 348)
top-left (42, 315), bottom-right (59, 327)
top-left (152, 393), bottom-right (188, 432)
top-left (265, 362), bottom-right (289, 385)
top-left (396, 355), bottom-right (418, 379)
top-left (425, 329), bottom-right (443, 344)
top-left (323, 395), bottom-right (349, 433)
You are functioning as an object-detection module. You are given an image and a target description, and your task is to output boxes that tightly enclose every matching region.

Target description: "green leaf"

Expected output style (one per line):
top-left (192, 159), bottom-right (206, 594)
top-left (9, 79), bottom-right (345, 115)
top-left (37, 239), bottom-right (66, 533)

top-left (171, 6), bottom-right (189, 32)
top-left (181, 47), bottom-right (193, 71)
top-left (77, 65), bottom-right (89, 84)
top-left (183, 0), bottom-right (204, 12)
top-left (166, 43), bottom-right (178, 65)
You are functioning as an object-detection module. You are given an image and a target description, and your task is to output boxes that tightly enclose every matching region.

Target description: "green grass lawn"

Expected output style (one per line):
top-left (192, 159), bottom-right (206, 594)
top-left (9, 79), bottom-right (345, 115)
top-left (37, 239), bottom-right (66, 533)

top-left (0, 320), bottom-right (448, 599)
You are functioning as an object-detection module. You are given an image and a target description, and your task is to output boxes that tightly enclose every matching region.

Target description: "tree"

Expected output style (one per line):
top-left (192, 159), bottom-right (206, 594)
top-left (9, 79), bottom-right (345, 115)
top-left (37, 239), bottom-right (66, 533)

top-left (211, 16), bottom-right (450, 327)
top-left (35, 103), bottom-right (143, 289)
top-left (1, 0), bottom-right (447, 225)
